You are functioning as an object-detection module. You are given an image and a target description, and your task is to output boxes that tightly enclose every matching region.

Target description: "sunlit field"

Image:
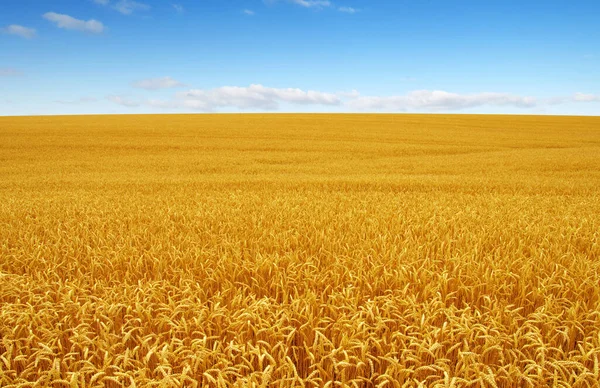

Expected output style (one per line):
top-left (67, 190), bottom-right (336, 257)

top-left (1, 114), bottom-right (600, 387)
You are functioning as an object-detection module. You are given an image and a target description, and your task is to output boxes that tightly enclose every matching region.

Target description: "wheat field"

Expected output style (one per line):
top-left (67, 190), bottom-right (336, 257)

top-left (1, 114), bottom-right (599, 387)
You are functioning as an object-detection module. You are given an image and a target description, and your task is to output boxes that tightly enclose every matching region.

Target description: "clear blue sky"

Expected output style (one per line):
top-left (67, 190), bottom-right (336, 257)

top-left (1, 0), bottom-right (599, 115)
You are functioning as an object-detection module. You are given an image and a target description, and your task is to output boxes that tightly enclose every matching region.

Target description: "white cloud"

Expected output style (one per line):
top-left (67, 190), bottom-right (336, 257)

top-left (107, 83), bottom-right (600, 113)
top-left (93, 0), bottom-right (149, 15)
top-left (114, 0), bottom-right (150, 15)
top-left (2, 25), bottom-right (37, 39)
top-left (347, 90), bottom-right (537, 111)
top-left (131, 77), bottom-right (186, 90)
top-left (173, 4), bottom-right (184, 13)
top-left (0, 68), bottom-right (22, 76)
top-left (266, 0), bottom-right (331, 8)
top-left (291, 0), bottom-right (331, 8)
top-left (547, 93), bottom-right (600, 104)
top-left (43, 12), bottom-right (105, 34)
top-left (107, 95), bottom-right (140, 107)
top-left (243, 9), bottom-right (256, 15)
top-left (142, 84), bottom-right (341, 111)
top-left (338, 6), bottom-right (357, 13)
top-left (573, 93), bottom-right (600, 102)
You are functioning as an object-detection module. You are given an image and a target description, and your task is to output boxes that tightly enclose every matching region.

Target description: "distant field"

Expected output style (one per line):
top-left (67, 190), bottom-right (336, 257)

top-left (1, 114), bottom-right (600, 387)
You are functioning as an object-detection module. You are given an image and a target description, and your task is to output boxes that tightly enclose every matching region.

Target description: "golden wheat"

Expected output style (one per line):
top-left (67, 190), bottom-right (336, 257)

top-left (1, 114), bottom-right (599, 387)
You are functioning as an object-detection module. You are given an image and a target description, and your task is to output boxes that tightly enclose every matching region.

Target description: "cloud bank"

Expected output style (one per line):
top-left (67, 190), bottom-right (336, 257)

top-left (107, 83), bottom-right (600, 113)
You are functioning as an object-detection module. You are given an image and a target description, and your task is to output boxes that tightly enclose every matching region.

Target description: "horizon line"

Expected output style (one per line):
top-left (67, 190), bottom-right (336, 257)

top-left (1, 112), bottom-right (599, 119)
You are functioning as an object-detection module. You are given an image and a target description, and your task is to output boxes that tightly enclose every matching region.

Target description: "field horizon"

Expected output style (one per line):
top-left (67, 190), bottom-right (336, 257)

top-left (2, 113), bottom-right (600, 119)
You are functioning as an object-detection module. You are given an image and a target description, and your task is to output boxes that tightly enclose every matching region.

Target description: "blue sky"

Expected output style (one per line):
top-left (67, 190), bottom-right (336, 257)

top-left (1, 0), bottom-right (599, 115)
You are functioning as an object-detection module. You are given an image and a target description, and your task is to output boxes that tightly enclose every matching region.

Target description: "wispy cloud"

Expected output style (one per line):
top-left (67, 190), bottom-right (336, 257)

top-left (338, 6), bottom-right (357, 13)
top-left (94, 0), bottom-right (150, 15)
top-left (43, 12), bottom-right (105, 34)
top-left (55, 97), bottom-right (97, 105)
top-left (291, 0), bottom-right (331, 8)
top-left (2, 25), bottom-right (37, 39)
top-left (347, 90), bottom-right (600, 111)
top-left (107, 95), bottom-right (140, 107)
top-left (131, 77), bottom-right (186, 90)
top-left (573, 92), bottom-right (600, 102)
top-left (173, 4), bottom-right (184, 13)
top-left (347, 90), bottom-right (538, 111)
top-left (114, 0), bottom-right (150, 15)
top-left (0, 68), bottom-right (23, 77)
top-left (266, 0), bottom-right (331, 9)
top-left (243, 9), bottom-right (256, 16)
top-left (546, 93), bottom-right (600, 105)
top-left (139, 84), bottom-right (341, 111)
